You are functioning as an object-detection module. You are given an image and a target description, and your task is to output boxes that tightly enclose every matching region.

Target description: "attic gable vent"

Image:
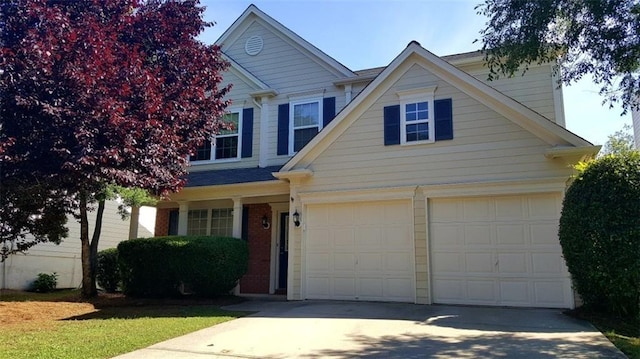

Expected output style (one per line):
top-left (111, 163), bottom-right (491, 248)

top-left (245, 35), bottom-right (263, 56)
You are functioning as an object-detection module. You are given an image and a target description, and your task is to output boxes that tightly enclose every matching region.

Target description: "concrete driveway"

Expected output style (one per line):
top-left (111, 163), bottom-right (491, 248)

top-left (114, 300), bottom-right (625, 358)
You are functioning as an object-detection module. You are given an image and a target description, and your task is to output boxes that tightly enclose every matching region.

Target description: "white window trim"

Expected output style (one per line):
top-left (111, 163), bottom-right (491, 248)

top-left (398, 87), bottom-right (436, 145)
top-left (191, 109), bottom-right (243, 164)
top-left (288, 97), bottom-right (323, 155)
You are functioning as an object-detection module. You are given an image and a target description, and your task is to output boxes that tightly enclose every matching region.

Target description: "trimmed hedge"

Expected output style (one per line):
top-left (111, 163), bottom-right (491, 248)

top-left (117, 236), bottom-right (248, 298)
top-left (559, 153), bottom-right (640, 317)
top-left (97, 248), bottom-right (120, 293)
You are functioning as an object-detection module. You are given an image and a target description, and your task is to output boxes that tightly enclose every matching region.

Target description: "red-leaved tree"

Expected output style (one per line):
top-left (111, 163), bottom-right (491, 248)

top-left (0, 0), bottom-right (230, 297)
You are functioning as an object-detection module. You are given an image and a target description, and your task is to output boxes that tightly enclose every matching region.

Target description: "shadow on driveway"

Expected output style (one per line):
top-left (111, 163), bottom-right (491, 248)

top-left (114, 300), bottom-right (626, 359)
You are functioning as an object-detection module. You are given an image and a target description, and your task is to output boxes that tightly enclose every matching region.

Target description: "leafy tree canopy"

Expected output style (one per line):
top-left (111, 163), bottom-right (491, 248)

top-left (476, 0), bottom-right (640, 113)
top-left (0, 0), bottom-right (230, 295)
top-left (600, 124), bottom-right (637, 156)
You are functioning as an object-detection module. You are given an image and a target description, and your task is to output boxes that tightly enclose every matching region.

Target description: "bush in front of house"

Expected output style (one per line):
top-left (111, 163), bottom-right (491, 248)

top-left (117, 236), bottom-right (248, 298)
top-left (97, 248), bottom-right (120, 293)
top-left (32, 272), bottom-right (58, 292)
top-left (559, 152), bottom-right (640, 318)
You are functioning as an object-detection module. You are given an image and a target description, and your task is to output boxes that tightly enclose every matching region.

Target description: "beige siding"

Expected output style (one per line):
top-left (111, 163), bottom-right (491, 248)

top-left (223, 21), bottom-right (347, 167)
top-left (1, 201), bottom-right (155, 290)
top-left (414, 191), bottom-right (428, 304)
top-left (459, 62), bottom-right (557, 122)
top-left (297, 64), bottom-right (571, 193)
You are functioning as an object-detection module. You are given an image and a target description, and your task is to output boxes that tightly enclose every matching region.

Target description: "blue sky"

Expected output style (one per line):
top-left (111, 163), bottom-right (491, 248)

top-left (198, 0), bottom-right (631, 146)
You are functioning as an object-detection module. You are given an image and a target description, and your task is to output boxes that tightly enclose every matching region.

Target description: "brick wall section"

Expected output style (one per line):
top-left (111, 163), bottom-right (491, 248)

top-left (239, 203), bottom-right (272, 294)
top-left (155, 208), bottom-right (171, 237)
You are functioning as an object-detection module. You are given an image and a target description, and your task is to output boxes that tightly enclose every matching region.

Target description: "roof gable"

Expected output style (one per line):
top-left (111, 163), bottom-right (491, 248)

top-left (216, 5), bottom-right (356, 79)
top-left (280, 42), bottom-right (594, 172)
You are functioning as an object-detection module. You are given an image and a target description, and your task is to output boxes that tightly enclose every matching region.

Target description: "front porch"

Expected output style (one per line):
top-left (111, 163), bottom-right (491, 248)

top-left (154, 166), bottom-right (292, 296)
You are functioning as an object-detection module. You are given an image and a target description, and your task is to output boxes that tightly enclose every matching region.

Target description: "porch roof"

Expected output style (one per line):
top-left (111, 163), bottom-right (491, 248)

top-left (185, 165), bottom-right (283, 187)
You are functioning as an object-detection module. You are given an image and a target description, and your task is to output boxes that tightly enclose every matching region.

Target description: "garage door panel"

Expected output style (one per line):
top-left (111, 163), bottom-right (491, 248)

top-left (333, 228), bottom-right (355, 247)
top-left (431, 225), bottom-right (462, 247)
top-left (530, 223), bottom-right (559, 245)
top-left (496, 224), bottom-right (526, 245)
top-left (386, 252), bottom-right (413, 272)
top-left (528, 195), bottom-right (560, 219)
top-left (466, 253), bottom-right (494, 273)
top-left (495, 197), bottom-right (524, 220)
top-left (468, 280), bottom-right (497, 302)
top-left (305, 200), bottom-right (414, 303)
top-left (431, 194), bottom-right (573, 308)
top-left (433, 252), bottom-right (463, 273)
top-left (355, 227), bottom-right (383, 247)
top-left (534, 281), bottom-right (568, 305)
top-left (497, 253), bottom-right (528, 274)
top-left (463, 198), bottom-right (493, 221)
top-left (465, 225), bottom-right (492, 245)
top-left (358, 253), bottom-right (383, 272)
top-left (531, 253), bottom-right (564, 274)
top-left (500, 281), bottom-right (530, 304)
top-left (307, 253), bottom-right (330, 271)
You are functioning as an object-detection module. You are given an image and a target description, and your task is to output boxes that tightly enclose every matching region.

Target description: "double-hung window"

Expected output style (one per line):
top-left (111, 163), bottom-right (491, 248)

top-left (290, 98), bottom-right (323, 153)
top-left (398, 87), bottom-right (435, 145)
top-left (186, 208), bottom-right (233, 237)
top-left (192, 111), bottom-right (242, 162)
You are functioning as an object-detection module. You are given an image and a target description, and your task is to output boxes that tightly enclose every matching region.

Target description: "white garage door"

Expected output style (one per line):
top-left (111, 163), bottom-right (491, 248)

top-left (304, 200), bottom-right (414, 302)
top-left (430, 193), bottom-right (573, 308)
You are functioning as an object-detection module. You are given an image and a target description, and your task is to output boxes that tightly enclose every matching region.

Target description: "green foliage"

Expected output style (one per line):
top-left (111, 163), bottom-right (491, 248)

top-left (559, 152), bottom-right (640, 317)
top-left (31, 272), bottom-right (58, 293)
top-left (97, 248), bottom-right (120, 293)
top-left (118, 236), bottom-right (248, 298)
top-left (600, 124), bottom-right (637, 157)
top-left (476, 0), bottom-right (640, 113)
top-left (104, 185), bottom-right (158, 220)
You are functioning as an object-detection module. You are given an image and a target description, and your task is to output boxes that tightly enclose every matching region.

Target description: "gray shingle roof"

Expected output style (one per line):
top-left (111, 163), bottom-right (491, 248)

top-left (185, 165), bottom-right (283, 187)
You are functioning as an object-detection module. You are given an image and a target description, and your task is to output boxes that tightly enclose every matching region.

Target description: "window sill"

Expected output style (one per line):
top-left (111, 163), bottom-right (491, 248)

top-left (190, 158), bottom-right (242, 165)
top-left (401, 139), bottom-right (435, 146)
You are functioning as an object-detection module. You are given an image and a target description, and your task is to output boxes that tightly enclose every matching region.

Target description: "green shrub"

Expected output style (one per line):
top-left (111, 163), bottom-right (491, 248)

top-left (32, 272), bottom-right (58, 292)
top-left (559, 152), bottom-right (640, 317)
top-left (118, 236), bottom-right (248, 298)
top-left (97, 248), bottom-right (120, 293)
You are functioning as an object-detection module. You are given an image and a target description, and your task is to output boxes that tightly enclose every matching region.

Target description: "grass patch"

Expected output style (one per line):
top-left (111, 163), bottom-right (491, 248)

top-left (0, 291), bottom-right (245, 359)
top-left (0, 289), bottom-right (80, 302)
top-left (568, 308), bottom-right (640, 359)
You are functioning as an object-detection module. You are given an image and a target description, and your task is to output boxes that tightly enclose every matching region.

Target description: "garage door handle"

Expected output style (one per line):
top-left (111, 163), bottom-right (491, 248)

top-left (495, 260), bottom-right (499, 267)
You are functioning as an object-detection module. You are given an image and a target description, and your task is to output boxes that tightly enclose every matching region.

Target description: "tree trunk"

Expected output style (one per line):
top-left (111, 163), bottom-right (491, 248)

top-left (89, 198), bottom-right (105, 295)
top-left (79, 191), bottom-right (94, 298)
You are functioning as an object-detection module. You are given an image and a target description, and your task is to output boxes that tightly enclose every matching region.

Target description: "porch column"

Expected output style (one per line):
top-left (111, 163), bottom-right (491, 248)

top-left (177, 201), bottom-right (189, 236)
top-left (128, 206), bottom-right (140, 239)
top-left (232, 197), bottom-right (243, 238)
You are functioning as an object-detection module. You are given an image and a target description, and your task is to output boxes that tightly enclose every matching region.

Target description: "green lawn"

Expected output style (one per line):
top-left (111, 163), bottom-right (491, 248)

top-left (0, 291), bottom-right (245, 359)
top-left (0, 289), bottom-right (80, 302)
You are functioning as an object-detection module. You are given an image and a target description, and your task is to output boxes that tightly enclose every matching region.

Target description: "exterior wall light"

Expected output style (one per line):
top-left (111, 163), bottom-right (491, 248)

top-left (261, 215), bottom-right (270, 229)
top-left (292, 211), bottom-right (301, 227)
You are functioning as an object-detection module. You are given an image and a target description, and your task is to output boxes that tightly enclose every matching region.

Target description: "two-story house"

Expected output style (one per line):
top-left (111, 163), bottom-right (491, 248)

top-left (154, 5), bottom-right (598, 308)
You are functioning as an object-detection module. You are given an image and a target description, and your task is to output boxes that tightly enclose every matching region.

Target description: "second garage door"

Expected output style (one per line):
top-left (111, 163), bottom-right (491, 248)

top-left (304, 200), bottom-right (415, 302)
top-left (430, 193), bottom-right (573, 308)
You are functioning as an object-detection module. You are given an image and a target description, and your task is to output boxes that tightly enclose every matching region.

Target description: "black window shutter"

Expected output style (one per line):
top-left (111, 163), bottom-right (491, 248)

top-left (241, 108), bottom-right (254, 158)
top-left (434, 98), bottom-right (453, 141)
top-left (241, 206), bottom-right (249, 241)
top-left (168, 209), bottom-right (179, 236)
top-left (277, 104), bottom-right (289, 155)
top-left (384, 105), bottom-right (401, 145)
top-left (323, 97), bottom-right (336, 127)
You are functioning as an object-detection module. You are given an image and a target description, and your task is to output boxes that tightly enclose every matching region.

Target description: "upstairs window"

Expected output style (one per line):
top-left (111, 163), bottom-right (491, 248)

top-left (399, 88), bottom-right (435, 145)
top-left (191, 111), bottom-right (242, 162)
top-left (290, 99), bottom-right (323, 153)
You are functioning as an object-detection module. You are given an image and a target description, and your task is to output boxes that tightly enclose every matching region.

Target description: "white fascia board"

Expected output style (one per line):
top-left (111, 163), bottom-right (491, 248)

top-left (408, 45), bottom-right (593, 147)
top-left (544, 145), bottom-right (601, 159)
top-left (223, 54), bottom-right (271, 91)
top-left (216, 5), bottom-right (356, 79)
